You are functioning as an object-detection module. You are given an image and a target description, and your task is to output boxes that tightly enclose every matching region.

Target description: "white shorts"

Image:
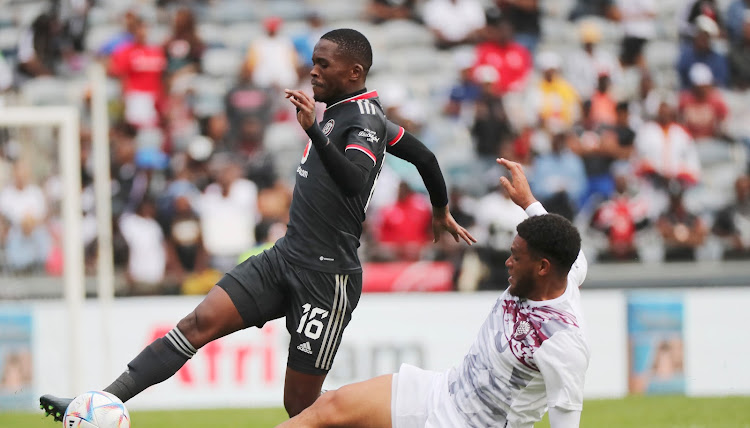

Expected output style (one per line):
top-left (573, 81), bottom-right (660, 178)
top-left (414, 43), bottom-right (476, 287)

top-left (391, 363), bottom-right (445, 428)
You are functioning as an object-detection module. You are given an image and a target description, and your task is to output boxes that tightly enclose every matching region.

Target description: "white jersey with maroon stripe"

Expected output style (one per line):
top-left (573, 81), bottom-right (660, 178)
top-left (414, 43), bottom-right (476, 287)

top-left (425, 249), bottom-right (589, 428)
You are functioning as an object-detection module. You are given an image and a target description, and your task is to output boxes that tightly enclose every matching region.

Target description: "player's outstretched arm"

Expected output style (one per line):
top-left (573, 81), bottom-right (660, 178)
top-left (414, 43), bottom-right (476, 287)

top-left (431, 204), bottom-right (476, 245)
top-left (499, 157), bottom-right (588, 285)
top-left (276, 374), bottom-right (393, 428)
top-left (386, 122), bottom-right (476, 245)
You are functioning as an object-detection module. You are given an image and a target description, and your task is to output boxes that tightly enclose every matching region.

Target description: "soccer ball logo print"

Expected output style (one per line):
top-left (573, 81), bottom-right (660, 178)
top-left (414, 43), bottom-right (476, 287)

top-left (513, 320), bottom-right (532, 341)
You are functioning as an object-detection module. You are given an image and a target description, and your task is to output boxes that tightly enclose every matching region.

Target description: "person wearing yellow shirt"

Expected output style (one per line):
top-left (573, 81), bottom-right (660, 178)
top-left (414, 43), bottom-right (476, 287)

top-left (533, 51), bottom-right (580, 127)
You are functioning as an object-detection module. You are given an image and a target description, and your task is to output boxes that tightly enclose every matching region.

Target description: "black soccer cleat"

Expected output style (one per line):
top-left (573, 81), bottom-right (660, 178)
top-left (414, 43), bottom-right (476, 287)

top-left (40, 394), bottom-right (73, 422)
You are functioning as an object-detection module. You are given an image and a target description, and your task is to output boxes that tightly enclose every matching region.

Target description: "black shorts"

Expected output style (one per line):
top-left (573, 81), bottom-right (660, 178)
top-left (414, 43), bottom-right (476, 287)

top-left (217, 245), bottom-right (362, 375)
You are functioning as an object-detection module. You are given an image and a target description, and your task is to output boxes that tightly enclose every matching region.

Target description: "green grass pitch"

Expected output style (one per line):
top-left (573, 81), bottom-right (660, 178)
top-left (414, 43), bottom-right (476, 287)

top-left (2, 395), bottom-right (748, 427)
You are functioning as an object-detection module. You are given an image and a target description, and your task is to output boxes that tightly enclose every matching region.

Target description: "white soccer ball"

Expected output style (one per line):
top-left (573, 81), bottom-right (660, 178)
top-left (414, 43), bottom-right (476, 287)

top-left (63, 391), bottom-right (131, 428)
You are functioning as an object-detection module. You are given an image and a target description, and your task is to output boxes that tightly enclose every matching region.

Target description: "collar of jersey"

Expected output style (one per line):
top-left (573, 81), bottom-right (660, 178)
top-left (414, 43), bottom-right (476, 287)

top-left (325, 89), bottom-right (379, 111)
top-left (514, 279), bottom-right (573, 307)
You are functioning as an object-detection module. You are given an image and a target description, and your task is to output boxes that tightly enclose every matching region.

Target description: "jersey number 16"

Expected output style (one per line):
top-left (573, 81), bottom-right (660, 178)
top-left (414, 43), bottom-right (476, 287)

top-left (296, 303), bottom-right (329, 340)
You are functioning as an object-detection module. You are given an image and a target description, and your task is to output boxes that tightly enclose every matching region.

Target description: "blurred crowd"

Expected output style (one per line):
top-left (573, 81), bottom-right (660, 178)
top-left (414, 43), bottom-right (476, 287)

top-left (0, 0), bottom-right (749, 294)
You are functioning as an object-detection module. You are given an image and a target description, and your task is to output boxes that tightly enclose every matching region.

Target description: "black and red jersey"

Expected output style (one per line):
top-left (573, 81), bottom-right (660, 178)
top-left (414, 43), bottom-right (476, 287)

top-left (276, 89), bottom-right (387, 273)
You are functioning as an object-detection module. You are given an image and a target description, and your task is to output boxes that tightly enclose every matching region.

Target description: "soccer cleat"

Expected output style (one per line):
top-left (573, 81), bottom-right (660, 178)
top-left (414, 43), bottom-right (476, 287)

top-left (40, 394), bottom-right (73, 422)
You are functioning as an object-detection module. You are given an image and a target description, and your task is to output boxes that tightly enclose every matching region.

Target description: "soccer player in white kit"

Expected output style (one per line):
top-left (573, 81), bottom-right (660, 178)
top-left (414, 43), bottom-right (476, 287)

top-left (277, 158), bottom-right (590, 428)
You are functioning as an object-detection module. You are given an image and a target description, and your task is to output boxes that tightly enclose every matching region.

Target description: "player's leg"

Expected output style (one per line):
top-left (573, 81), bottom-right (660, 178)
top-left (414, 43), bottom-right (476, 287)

top-left (276, 374), bottom-right (393, 428)
top-left (40, 285), bottom-right (245, 421)
top-left (41, 249), bottom-right (287, 422)
top-left (282, 267), bottom-right (362, 417)
top-left (283, 367), bottom-right (327, 417)
top-left (102, 283), bottom-right (246, 402)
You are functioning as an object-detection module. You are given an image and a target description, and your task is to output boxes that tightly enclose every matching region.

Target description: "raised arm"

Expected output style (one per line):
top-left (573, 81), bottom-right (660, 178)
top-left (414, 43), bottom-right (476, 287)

top-left (386, 120), bottom-right (476, 245)
top-left (497, 158), bottom-right (587, 285)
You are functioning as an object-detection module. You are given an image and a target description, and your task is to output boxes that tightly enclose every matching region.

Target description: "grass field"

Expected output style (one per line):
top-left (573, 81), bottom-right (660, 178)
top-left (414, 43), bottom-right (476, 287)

top-left (2, 395), bottom-right (749, 427)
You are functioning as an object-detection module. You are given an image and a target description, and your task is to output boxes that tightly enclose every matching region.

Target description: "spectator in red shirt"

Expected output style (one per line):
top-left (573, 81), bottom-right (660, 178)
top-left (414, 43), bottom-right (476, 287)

top-left (589, 71), bottom-right (618, 126)
top-left (678, 62), bottom-right (729, 140)
top-left (109, 18), bottom-right (167, 128)
top-left (472, 14), bottom-right (533, 94)
top-left (374, 181), bottom-right (433, 261)
top-left (591, 171), bottom-right (649, 261)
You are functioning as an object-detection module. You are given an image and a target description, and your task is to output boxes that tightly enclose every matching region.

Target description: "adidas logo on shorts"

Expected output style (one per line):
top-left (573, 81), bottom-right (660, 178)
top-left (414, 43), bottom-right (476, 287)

top-left (297, 341), bottom-right (313, 354)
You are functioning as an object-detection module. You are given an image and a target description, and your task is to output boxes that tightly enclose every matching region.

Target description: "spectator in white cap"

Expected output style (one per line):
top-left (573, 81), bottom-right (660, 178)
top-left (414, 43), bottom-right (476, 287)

top-left (530, 51), bottom-right (580, 128)
top-left (680, 0), bottom-right (724, 41)
top-left (677, 14), bottom-right (729, 88)
top-left (678, 62), bottom-right (728, 139)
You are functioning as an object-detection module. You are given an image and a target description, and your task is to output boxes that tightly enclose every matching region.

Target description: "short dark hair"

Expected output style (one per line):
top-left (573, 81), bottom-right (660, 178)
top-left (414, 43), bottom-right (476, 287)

top-left (321, 28), bottom-right (373, 73)
top-left (516, 214), bottom-right (581, 275)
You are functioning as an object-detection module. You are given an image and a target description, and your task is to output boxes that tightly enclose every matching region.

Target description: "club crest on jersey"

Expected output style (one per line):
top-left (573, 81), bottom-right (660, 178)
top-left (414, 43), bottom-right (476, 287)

top-left (513, 320), bottom-right (532, 340)
top-left (322, 119), bottom-right (335, 135)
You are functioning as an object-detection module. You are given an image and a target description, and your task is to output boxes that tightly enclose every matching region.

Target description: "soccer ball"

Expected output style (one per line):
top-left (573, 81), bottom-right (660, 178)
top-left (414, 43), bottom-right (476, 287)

top-left (63, 391), bottom-right (131, 428)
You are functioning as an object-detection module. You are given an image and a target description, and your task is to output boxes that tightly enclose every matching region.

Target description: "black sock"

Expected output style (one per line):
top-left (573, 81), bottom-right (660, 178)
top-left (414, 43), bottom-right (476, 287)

top-left (104, 327), bottom-right (197, 402)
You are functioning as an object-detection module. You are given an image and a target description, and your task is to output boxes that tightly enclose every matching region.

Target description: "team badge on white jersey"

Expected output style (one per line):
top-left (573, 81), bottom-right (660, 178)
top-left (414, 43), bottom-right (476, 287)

top-left (513, 320), bottom-right (532, 340)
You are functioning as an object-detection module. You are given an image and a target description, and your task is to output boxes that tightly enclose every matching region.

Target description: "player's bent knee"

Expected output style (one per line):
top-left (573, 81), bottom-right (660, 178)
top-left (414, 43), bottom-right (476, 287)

top-left (175, 311), bottom-right (204, 347)
top-left (176, 308), bottom-right (221, 349)
top-left (308, 390), bottom-right (354, 426)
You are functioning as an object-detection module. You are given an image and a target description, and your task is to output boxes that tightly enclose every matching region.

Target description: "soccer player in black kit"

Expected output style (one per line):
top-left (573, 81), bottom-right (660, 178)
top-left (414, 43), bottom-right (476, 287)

top-left (40, 28), bottom-right (475, 421)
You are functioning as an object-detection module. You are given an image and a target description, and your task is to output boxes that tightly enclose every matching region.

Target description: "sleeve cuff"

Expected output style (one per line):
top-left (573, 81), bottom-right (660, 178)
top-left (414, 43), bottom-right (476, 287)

top-left (525, 201), bottom-right (548, 217)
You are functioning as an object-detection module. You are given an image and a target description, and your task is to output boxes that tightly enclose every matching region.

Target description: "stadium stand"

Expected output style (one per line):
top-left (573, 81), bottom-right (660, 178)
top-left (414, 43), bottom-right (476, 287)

top-left (0, 0), bottom-right (748, 295)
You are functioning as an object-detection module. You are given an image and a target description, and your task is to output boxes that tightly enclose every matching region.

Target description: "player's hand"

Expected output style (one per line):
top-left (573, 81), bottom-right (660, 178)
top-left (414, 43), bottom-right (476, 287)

top-left (432, 206), bottom-right (476, 245)
top-left (285, 89), bottom-right (316, 130)
top-left (497, 158), bottom-right (537, 210)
